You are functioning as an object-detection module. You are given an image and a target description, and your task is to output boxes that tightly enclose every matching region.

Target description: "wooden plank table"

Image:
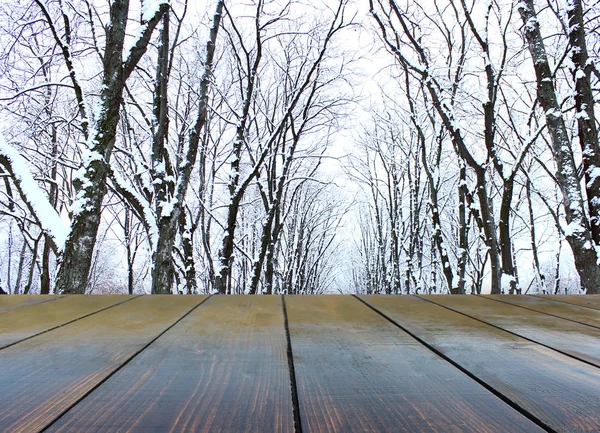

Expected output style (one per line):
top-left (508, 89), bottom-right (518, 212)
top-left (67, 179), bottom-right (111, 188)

top-left (0, 295), bottom-right (134, 349)
top-left (285, 295), bottom-right (542, 433)
top-left (0, 294), bottom-right (599, 432)
top-left (0, 295), bottom-right (204, 432)
top-left (495, 295), bottom-right (600, 326)
top-left (421, 294), bottom-right (600, 368)
top-left (533, 294), bottom-right (600, 310)
top-left (46, 295), bottom-right (293, 433)
top-left (0, 295), bottom-right (61, 314)
top-left (361, 295), bottom-right (600, 432)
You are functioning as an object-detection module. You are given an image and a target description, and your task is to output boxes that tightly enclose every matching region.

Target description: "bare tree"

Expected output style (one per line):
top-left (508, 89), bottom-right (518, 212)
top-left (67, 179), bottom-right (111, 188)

top-left (517, 0), bottom-right (600, 293)
top-left (213, 0), bottom-right (350, 294)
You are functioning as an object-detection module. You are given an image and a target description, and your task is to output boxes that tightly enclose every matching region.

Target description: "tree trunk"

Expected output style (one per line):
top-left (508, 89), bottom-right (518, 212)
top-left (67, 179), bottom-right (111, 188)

top-left (474, 168), bottom-right (502, 294)
top-left (150, 8), bottom-right (176, 293)
top-left (41, 237), bottom-right (52, 294)
top-left (152, 0), bottom-right (224, 294)
top-left (57, 0), bottom-right (165, 293)
top-left (568, 0), bottom-right (600, 247)
top-left (518, 0), bottom-right (600, 293)
top-left (526, 177), bottom-right (545, 292)
top-left (456, 165), bottom-right (468, 294)
top-left (499, 181), bottom-right (517, 293)
top-left (179, 209), bottom-right (197, 294)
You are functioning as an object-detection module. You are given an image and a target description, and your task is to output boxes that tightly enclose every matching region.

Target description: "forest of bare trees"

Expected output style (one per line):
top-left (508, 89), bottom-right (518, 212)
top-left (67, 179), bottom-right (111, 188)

top-left (0, 0), bottom-right (598, 295)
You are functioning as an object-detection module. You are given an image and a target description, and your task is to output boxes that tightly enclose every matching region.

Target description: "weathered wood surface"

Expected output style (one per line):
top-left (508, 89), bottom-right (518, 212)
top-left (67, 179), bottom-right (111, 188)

top-left (0, 295), bottom-right (133, 349)
top-left (1, 294), bottom-right (599, 433)
top-left (535, 294), bottom-right (600, 310)
top-left (0, 295), bottom-right (61, 314)
top-left (422, 294), bottom-right (600, 368)
top-left (490, 294), bottom-right (600, 327)
top-left (0, 295), bottom-right (204, 433)
top-left (285, 295), bottom-right (543, 433)
top-left (361, 295), bottom-right (600, 432)
top-left (46, 295), bottom-right (294, 433)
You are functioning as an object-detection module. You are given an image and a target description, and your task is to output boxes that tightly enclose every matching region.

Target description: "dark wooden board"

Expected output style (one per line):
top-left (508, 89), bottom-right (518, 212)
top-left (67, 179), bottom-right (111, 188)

top-left (0, 295), bottom-right (205, 433)
top-left (487, 295), bottom-right (600, 328)
top-left (533, 294), bottom-right (600, 310)
top-left (362, 295), bottom-right (600, 432)
top-left (0, 295), bottom-right (133, 349)
top-left (46, 295), bottom-right (293, 433)
top-left (0, 295), bottom-right (62, 314)
top-left (421, 294), bottom-right (600, 368)
top-left (285, 295), bottom-right (543, 433)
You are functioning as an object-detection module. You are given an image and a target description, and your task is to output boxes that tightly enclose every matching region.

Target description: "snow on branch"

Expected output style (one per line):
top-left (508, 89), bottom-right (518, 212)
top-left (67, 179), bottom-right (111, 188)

top-left (122, 0), bottom-right (169, 79)
top-left (108, 164), bottom-right (158, 250)
top-left (0, 132), bottom-right (68, 252)
top-left (0, 83), bottom-right (75, 101)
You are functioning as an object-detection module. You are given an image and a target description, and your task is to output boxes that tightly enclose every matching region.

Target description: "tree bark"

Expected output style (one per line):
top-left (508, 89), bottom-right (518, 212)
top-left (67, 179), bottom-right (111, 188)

top-left (151, 0), bottom-right (224, 294)
top-left (567, 0), bottom-right (600, 247)
top-left (518, 0), bottom-right (600, 293)
top-left (56, 0), bottom-right (166, 293)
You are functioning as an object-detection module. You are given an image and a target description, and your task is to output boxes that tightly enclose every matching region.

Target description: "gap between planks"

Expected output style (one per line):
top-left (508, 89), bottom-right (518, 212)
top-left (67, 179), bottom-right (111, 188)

top-left (282, 295), bottom-right (303, 433)
top-left (0, 295), bottom-right (64, 314)
top-left (0, 295), bottom-right (141, 351)
top-left (478, 295), bottom-right (600, 330)
top-left (353, 295), bottom-right (555, 433)
top-left (530, 294), bottom-right (600, 311)
top-left (416, 295), bottom-right (600, 370)
top-left (39, 295), bottom-right (212, 433)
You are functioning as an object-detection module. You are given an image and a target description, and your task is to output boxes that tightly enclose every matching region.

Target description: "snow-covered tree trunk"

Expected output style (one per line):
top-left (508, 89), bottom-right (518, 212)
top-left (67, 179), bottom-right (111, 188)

top-left (518, 0), bottom-right (600, 293)
top-left (405, 69), bottom-right (455, 293)
top-left (456, 165), bottom-right (468, 294)
top-left (567, 0), bottom-right (600, 248)
top-left (151, 0), bottom-right (224, 294)
top-left (55, 0), bottom-right (166, 293)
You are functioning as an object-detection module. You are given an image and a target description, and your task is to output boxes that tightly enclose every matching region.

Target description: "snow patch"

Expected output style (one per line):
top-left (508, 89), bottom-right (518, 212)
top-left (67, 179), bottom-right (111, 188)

top-left (159, 198), bottom-right (178, 218)
top-left (501, 273), bottom-right (515, 292)
top-left (123, 0), bottom-right (169, 64)
top-left (587, 166), bottom-right (600, 188)
top-left (0, 133), bottom-right (69, 251)
top-left (563, 221), bottom-right (585, 237)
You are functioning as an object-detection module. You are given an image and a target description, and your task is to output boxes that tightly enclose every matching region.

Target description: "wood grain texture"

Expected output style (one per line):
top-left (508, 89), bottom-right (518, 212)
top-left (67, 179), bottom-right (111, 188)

top-left (532, 294), bottom-right (600, 311)
top-left (0, 295), bottom-right (204, 433)
top-left (46, 295), bottom-right (293, 433)
top-left (362, 295), bottom-right (600, 433)
top-left (421, 294), bottom-right (600, 368)
top-left (506, 295), bottom-right (600, 320)
top-left (0, 295), bottom-right (62, 314)
top-left (0, 295), bottom-right (133, 349)
top-left (285, 295), bottom-right (543, 433)
top-left (487, 295), bottom-right (600, 327)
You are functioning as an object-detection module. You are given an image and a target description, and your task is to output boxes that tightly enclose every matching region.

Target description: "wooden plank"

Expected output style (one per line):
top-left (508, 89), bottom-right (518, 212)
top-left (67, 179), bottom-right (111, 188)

top-left (487, 295), bottom-right (600, 328)
top-left (421, 294), bottom-right (600, 368)
top-left (46, 295), bottom-right (293, 433)
top-left (533, 294), bottom-right (600, 310)
top-left (0, 295), bottom-right (205, 433)
top-left (0, 295), bottom-right (134, 349)
top-left (286, 295), bottom-right (543, 433)
top-left (0, 295), bottom-right (62, 314)
top-left (362, 295), bottom-right (600, 432)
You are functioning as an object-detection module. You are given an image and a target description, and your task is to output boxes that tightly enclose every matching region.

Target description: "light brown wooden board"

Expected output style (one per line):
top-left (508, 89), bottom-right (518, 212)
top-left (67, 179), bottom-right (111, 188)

top-left (285, 295), bottom-right (543, 433)
top-left (0, 295), bottom-right (205, 433)
top-left (532, 294), bottom-right (600, 310)
top-left (421, 295), bottom-right (600, 368)
top-left (488, 295), bottom-right (600, 327)
top-left (0, 295), bottom-right (133, 349)
top-left (362, 295), bottom-right (600, 432)
top-left (0, 295), bottom-right (62, 314)
top-left (46, 295), bottom-right (293, 433)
